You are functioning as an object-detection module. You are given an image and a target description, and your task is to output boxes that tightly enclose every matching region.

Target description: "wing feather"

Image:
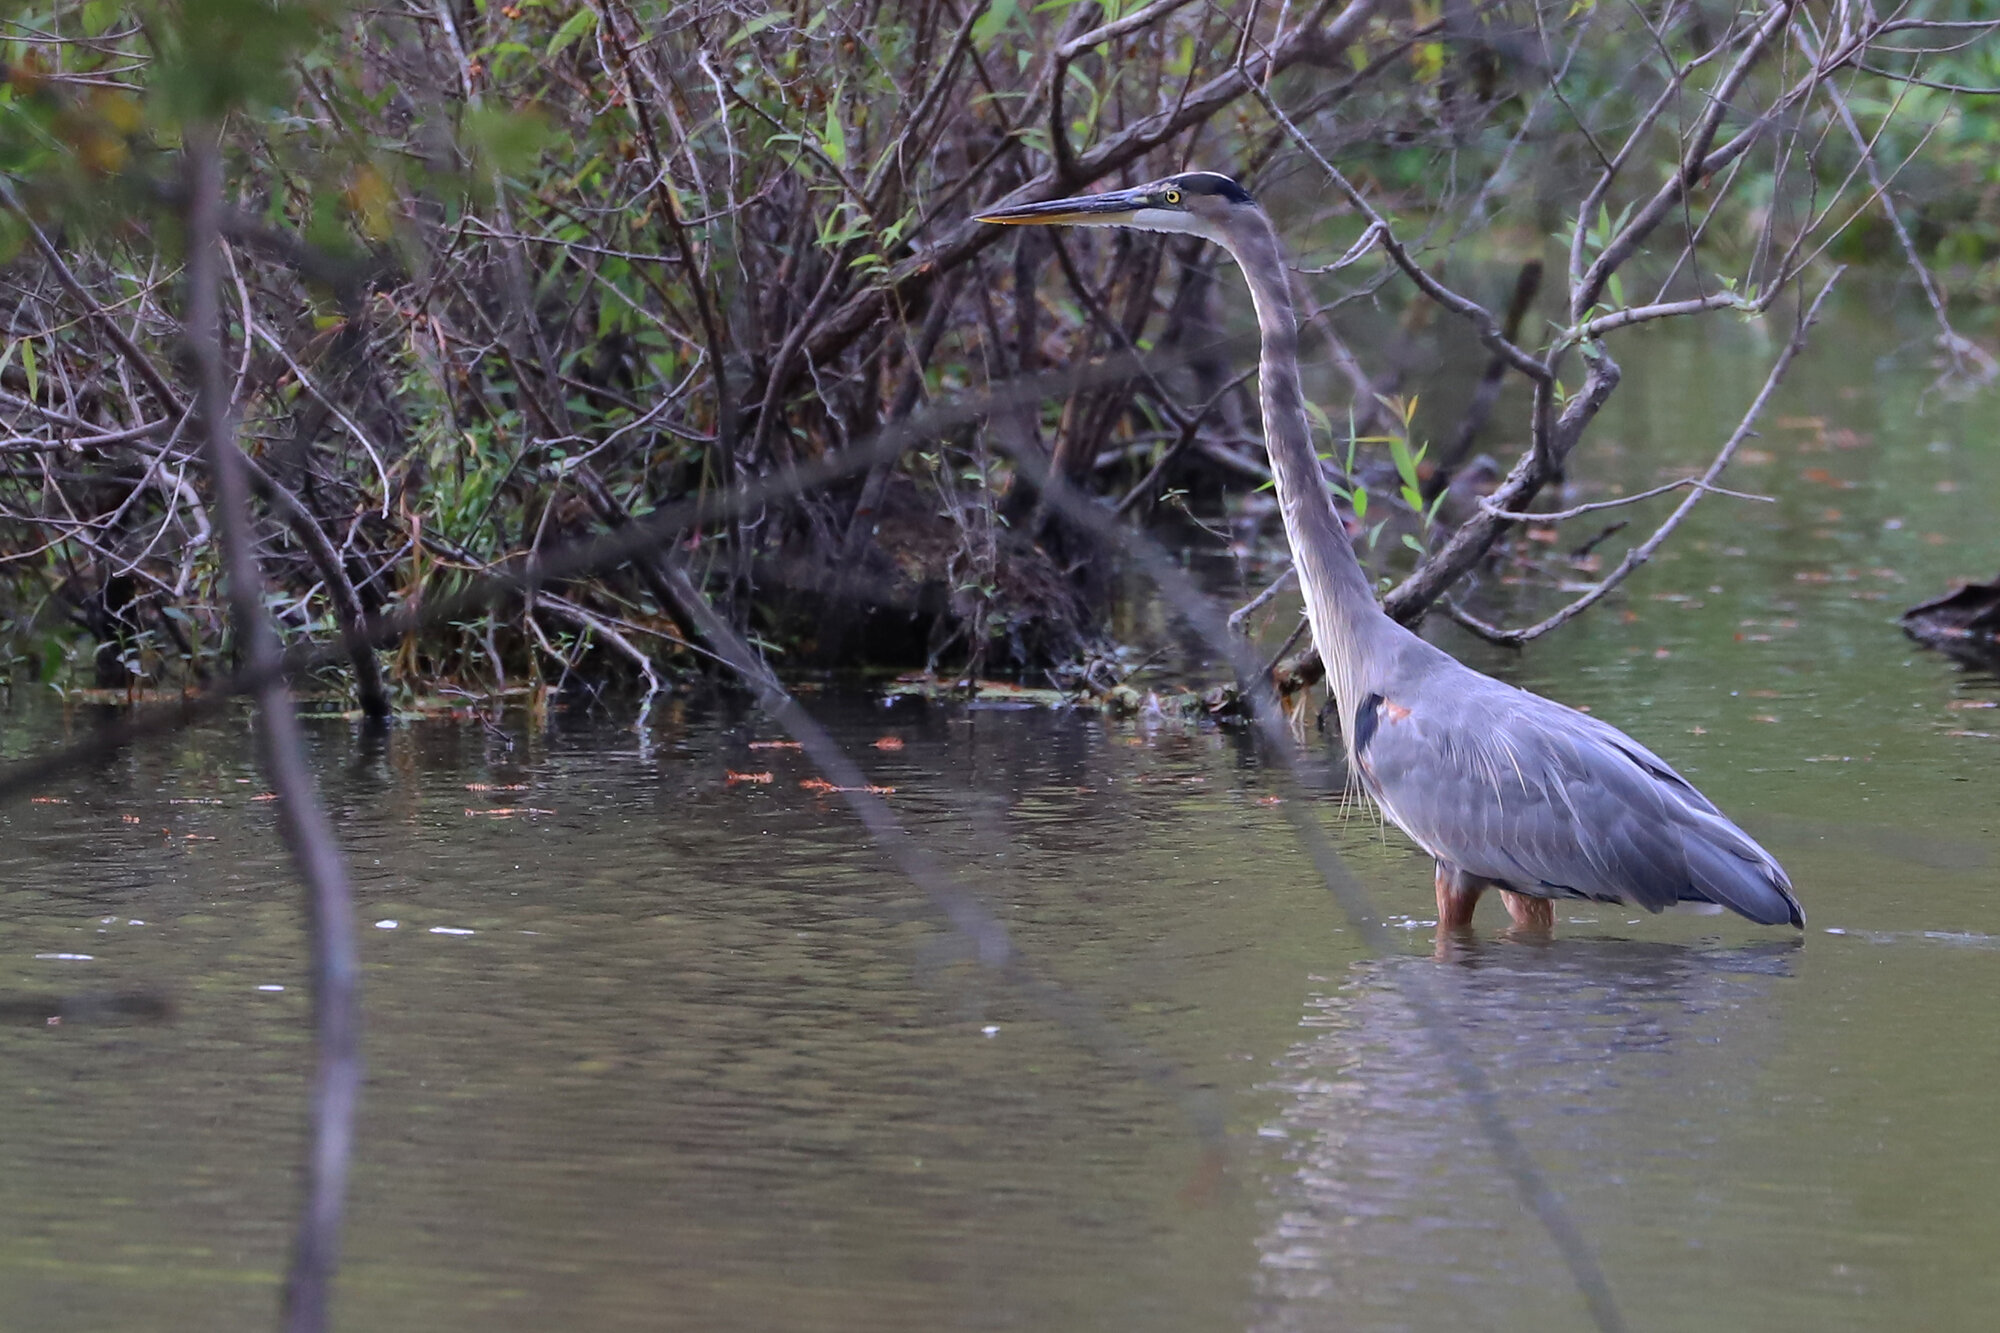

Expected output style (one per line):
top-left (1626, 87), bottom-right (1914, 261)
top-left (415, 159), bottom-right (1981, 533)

top-left (1354, 677), bottom-right (1802, 925)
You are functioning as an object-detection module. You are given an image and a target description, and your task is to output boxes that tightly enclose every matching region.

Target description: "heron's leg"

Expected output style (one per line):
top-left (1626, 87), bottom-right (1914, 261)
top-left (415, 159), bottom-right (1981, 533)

top-left (1434, 863), bottom-right (1484, 932)
top-left (1498, 889), bottom-right (1555, 932)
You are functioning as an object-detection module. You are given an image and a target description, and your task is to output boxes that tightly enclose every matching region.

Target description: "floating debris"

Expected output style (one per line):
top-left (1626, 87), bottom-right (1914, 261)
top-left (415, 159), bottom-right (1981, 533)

top-left (1902, 575), bottom-right (2000, 669)
top-left (1825, 927), bottom-right (1999, 949)
top-left (725, 771), bottom-right (773, 785)
top-left (800, 778), bottom-right (895, 795)
top-left (0, 990), bottom-right (172, 1026)
top-left (885, 676), bottom-right (1074, 709)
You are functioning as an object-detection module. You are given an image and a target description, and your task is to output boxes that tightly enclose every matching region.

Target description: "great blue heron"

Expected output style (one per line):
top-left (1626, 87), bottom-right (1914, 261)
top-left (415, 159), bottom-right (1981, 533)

top-left (978, 172), bottom-right (1803, 933)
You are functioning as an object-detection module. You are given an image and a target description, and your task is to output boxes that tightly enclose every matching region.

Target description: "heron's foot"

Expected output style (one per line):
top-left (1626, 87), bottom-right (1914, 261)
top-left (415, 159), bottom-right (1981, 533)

top-left (1498, 889), bottom-right (1555, 934)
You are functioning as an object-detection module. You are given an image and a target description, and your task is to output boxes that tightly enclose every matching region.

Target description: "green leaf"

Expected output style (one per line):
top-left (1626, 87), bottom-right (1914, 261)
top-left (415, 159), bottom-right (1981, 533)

top-left (546, 8), bottom-right (598, 59)
top-left (973, 0), bottom-right (1019, 47)
top-left (822, 97), bottom-right (847, 168)
top-left (460, 105), bottom-right (561, 176)
top-left (1304, 400), bottom-right (1332, 440)
top-left (1389, 433), bottom-right (1420, 491)
top-left (154, 0), bottom-right (326, 121)
top-left (726, 11), bottom-right (787, 47)
top-left (81, 0), bottom-right (118, 37)
top-left (21, 338), bottom-right (36, 402)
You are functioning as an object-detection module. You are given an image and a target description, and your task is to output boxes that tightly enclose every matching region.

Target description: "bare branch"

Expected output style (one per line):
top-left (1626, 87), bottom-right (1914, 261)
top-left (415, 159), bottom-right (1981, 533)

top-left (185, 126), bottom-right (362, 1333)
top-left (1250, 85), bottom-right (1552, 384)
top-left (1456, 273), bottom-right (1840, 646)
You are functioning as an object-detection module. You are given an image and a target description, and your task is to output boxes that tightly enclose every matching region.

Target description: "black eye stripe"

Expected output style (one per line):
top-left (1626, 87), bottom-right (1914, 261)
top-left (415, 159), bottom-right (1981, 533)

top-left (1167, 172), bottom-right (1255, 204)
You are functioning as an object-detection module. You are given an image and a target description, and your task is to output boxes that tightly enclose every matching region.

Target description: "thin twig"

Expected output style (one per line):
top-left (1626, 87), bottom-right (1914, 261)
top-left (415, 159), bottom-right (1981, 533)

top-left (1479, 476), bottom-right (1775, 524)
top-left (1228, 563), bottom-right (1295, 633)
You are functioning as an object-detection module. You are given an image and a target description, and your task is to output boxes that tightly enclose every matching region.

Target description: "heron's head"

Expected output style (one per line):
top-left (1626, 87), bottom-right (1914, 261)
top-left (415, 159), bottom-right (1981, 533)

top-left (975, 171), bottom-right (1256, 242)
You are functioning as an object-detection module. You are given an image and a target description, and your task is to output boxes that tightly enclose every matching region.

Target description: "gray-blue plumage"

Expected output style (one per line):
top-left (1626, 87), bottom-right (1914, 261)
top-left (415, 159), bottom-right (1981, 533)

top-left (1350, 639), bottom-right (1802, 927)
top-left (976, 170), bottom-right (1804, 932)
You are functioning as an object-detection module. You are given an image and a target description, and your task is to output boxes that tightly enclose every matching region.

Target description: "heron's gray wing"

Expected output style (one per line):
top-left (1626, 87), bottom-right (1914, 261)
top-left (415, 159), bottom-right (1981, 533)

top-left (1353, 684), bottom-right (1800, 925)
top-left (1566, 713), bottom-right (1724, 818)
top-left (1555, 703), bottom-right (1801, 925)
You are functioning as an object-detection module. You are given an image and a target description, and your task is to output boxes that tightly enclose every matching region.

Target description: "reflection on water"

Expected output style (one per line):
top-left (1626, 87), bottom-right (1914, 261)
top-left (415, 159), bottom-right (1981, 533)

top-left (1255, 938), bottom-right (1795, 1332)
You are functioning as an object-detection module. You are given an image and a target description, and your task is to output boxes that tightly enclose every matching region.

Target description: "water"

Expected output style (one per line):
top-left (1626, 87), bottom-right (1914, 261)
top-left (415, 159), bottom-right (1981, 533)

top-left (2, 298), bottom-right (1999, 1330)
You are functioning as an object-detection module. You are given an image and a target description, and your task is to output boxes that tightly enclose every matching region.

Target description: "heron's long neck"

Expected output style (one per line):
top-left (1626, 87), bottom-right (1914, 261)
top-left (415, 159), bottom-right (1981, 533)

top-left (1218, 213), bottom-right (1394, 727)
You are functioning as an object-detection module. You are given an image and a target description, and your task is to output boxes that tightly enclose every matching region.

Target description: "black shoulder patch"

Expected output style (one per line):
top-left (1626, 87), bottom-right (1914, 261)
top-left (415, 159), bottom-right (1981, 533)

top-left (1353, 692), bottom-right (1385, 758)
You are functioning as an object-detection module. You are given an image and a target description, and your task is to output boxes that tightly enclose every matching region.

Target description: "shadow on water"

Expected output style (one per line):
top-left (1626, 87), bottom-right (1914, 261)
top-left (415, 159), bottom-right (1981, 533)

top-left (1254, 936), bottom-right (1800, 1332)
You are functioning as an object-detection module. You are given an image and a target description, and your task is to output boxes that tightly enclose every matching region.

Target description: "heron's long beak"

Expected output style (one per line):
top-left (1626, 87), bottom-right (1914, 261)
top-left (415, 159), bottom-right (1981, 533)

top-left (975, 187), bottom-right (1148, 226)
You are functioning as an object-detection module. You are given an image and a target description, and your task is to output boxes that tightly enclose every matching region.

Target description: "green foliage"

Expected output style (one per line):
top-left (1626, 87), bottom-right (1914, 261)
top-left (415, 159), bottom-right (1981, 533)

top-left (3, 0), bottom-right (2000, 695)
top-left (150, 0), bottom-right (330, 122)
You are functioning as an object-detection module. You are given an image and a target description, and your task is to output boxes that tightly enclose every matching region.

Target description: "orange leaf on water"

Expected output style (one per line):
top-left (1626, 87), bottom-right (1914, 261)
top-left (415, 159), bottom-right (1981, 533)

top-left (799, 778), bottom-right (893, 795)
top-left (872, 737), bottom-right (905, 751)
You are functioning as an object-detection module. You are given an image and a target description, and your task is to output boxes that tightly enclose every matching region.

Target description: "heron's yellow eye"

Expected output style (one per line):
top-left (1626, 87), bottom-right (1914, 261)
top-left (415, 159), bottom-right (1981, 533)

top-left (1163, 189), bottom-right (1182, 205)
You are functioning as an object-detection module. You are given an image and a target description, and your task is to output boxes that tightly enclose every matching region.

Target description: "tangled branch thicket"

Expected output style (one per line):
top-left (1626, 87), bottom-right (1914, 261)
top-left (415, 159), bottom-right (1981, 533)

top-left (0, 0), bottom-right (1995, 706)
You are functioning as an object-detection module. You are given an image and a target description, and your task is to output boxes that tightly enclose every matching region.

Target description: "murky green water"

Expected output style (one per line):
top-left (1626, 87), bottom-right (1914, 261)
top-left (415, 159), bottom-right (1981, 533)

top-left (3, 298), bottom-right (1999, 1331)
